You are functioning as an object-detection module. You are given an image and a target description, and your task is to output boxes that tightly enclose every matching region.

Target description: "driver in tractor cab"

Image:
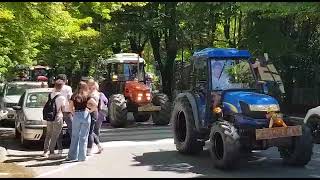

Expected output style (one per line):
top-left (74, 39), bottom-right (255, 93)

top-left (211, 61), bottom-right (234, 109)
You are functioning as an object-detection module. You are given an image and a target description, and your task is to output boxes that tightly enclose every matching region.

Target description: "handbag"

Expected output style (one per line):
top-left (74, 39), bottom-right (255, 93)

top-left (99, 93), bottom-right (108, 117)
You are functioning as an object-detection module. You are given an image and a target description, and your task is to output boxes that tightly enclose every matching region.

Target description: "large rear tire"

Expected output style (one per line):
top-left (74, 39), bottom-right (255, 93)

top-left (172, 97), bottom-right (203, 154)
top-left (151, 93), bottom-right (171, 125)
top-left (279, 125), bottom-right (313, 166)
top-left (109, 94), bottom-right (128, 128)
top-left (133, 112), bottom-right (150, 122)
top-left (209, 121), bottom-right (241, 170)
top-left (306, 116), bottom-right (320, 144)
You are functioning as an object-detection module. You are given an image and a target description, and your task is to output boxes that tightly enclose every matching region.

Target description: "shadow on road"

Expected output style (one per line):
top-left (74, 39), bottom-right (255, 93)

top-left (132, 149), bottom-right (320, 178)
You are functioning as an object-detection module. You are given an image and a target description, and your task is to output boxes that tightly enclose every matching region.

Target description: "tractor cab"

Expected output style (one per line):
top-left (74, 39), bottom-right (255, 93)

top-left (188, 48), bottom-right (274, 127)
top-left (30, 65), bottom-right (50, 82)
top-left (100, 53), bottom-right (146, 97)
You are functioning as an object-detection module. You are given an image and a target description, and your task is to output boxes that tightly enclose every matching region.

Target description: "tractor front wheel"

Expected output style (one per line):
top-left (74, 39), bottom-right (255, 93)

top-left (209, 121), bottom-right (241, 169)
top-left (109, 94), bottom-right (128, 128)
top-left (151, 93), bottom-right (171, 125)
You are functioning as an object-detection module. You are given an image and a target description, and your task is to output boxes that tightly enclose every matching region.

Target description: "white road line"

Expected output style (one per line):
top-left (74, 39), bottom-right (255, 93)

top-left (0, 173), bottom-right (9, 176)
top-left (36, 138), bottom-right (174, 178)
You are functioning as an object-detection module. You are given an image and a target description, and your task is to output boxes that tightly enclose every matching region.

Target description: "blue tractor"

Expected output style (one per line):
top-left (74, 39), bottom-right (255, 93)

top-left (171, 48), bottom-right (313, 169)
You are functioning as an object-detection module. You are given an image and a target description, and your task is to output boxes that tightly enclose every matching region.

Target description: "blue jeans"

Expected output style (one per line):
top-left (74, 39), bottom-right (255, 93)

top-left (67, 111), bottom-right (91, 161)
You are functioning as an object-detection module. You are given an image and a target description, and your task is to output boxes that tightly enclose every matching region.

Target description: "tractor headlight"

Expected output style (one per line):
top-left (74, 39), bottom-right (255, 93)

top-left (146, 93), bottom-right (151, 97)
top-left (112, 75), bottom-right (118, 81)
top-left (249, 104), bottom-right (280, 112)
top-left (137, 96), bottom-right (142, 101)
top-left (138, 93), bottom-right (143, 97)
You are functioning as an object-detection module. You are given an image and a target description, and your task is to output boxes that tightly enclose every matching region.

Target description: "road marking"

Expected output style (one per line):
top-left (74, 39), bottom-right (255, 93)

top-left (0, 173), bottom-right (9, 176)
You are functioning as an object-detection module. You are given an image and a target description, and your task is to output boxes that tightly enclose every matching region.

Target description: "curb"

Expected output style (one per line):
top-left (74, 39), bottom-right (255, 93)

top-left (0, 146), bottom-right (7, 163)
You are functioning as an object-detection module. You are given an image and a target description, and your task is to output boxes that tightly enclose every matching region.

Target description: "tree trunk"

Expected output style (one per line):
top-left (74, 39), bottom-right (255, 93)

top-left (162, 2), bottom-right (178, 99)
top-left (238, 11), bottom-right (242, 47)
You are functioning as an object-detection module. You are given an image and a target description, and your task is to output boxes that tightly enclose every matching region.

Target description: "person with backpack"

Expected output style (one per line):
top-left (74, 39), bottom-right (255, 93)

top-left (42, 78), bottom-right (66, 158)
top-left (67, 81), bottom-right (98, 162)
top-left (56, 74), bottom-right (73, 153)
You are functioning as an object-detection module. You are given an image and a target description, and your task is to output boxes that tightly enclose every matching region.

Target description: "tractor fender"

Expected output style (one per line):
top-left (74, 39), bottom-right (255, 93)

top-left (174, 92), bottom-right (201, 131)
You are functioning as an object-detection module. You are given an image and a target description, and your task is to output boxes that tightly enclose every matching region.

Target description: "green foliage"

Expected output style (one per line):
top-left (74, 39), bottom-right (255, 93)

top-left (0, 2), bottom-right (319, 102)
top-left (226, 62), bottom-right (254, 84)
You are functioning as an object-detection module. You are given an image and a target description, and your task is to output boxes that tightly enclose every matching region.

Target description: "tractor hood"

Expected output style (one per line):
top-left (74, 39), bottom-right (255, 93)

top-left (125, 81), bottom-right (151, 104)
top-left (222, 91), bottom-right (279, 113)
top-left (125, 81), bottom-right (150, 92)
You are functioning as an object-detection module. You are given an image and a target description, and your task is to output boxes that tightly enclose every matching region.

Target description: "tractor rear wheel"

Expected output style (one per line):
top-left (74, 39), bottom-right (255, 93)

top-left (133, 112), bottom-right (150, 122)
top-left (151, 93), bottom-right (171, 125)
top-left (279, 125), bottom-right (313, 166)
top-left (172, 97), bottom-right (203, 154)
top-left (306, 116), bottom-right (320, 144)
top-left (109, 94), bottom-right (128, 128)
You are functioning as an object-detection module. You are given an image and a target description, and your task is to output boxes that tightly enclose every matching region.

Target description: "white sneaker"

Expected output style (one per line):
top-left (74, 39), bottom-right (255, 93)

top-left (42, 152), bottom-right (49, 158)
top-left (97, 146), bottom-right (103, 154)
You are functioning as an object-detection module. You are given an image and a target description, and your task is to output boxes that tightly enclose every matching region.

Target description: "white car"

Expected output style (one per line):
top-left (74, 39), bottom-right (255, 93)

top-left (304, 106), bottom-right (320, 143)
top-left (0, 81), bottom-right (47, 124)
top-left (13, 88), bottom-right (67, 146)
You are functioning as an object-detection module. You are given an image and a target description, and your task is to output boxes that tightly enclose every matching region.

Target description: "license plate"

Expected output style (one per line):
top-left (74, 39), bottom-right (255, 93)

top-left (138, 104), bottom-right (161, 112)
top-left (255, 125), bottom-right (302, 140)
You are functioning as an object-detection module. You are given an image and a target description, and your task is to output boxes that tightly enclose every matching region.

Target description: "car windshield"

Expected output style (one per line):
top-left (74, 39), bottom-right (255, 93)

top-left (34, 68), bottom-right (48, 77)
top-left (6, 83), bottom-right (42, 96)
top-left (211, 59), bottom-right (256, 91)
top-left (113, 63), bottom-right (144, 81)
top-left (25, 92), bottom-right (49, 108)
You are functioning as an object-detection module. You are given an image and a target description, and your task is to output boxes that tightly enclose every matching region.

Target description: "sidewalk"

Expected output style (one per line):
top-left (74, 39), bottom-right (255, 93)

top-left (0, 146), bottom-right (6, 163)
top-left (0, 162), bottom-right (35, 178)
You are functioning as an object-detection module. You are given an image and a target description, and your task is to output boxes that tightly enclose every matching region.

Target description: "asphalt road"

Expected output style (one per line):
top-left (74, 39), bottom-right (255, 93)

top-left (1, 115), bottom-right (320, 178)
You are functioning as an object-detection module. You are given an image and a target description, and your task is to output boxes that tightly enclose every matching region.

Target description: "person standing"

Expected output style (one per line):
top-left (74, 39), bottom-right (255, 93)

top-left (56, 74), bottom-right (73, 154)
top-left (93, 82), bottom-right (108, 154)
top-left (67, 81), bottom-right (98, 162)
top-left (86, 79), bottom-right (99, 156)
top-left (42, 78), bottom-right (66, 158)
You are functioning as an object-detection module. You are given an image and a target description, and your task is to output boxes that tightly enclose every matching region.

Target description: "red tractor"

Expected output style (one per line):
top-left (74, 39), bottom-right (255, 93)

top-left (99, 53), bottom-right (171, 128)
top-left (29, 65), bottom-right (50, 82)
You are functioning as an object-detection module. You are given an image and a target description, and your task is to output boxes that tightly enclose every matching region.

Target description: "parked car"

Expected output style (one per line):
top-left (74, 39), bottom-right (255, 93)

top-left (13, 88), bottom-right (67, 146)
top-left (304, 105), bottom-right (320, 143)
top-left (0, 81), bottom-right (47, 124)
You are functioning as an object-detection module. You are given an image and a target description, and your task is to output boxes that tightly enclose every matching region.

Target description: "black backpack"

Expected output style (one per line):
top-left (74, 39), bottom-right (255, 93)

top-left (43, 93), bottom-right (60, 121)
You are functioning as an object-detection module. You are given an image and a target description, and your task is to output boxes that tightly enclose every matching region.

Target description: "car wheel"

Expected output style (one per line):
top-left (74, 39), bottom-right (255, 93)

top-left (15, 121), bottom-right (21, 139)
top-left (20, 130), bottom-right (31, 148)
